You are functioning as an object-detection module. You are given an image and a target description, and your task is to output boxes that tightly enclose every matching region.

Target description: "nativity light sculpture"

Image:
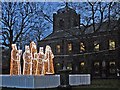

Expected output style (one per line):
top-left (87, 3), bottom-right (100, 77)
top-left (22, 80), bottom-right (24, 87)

top-left (10, 42), bottom-right (55, 75)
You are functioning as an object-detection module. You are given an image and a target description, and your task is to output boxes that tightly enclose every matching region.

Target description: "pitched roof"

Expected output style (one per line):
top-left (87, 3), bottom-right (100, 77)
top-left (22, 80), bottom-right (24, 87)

top-left (40, 20), bottom-right (119, 41)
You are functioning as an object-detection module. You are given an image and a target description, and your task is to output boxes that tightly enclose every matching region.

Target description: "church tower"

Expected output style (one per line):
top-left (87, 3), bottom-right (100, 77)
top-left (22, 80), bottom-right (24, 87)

top-left (53, 3), bottom-right (80, 32)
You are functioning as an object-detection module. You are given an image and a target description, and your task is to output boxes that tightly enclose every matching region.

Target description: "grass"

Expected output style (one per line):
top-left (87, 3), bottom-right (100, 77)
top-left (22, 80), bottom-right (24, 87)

top-left (1, 79), bottom-right (120, 90)
top-left (91, 79), bottom-right (120, 88)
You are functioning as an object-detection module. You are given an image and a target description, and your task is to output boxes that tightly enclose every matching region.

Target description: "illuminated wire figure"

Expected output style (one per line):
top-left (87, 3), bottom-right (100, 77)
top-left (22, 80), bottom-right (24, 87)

top-left (30, 41), bottom-right (38, 75)
top-left (17, 50), bottom-right (22, 75)
top-left (44, 45), bottom-right (55, 74)
top-left (23, 45), bottom-right (32, 75)
top-left (36, 47), bottom-right (45, 75)
top-left (10, 44), bottom-right (22, 75)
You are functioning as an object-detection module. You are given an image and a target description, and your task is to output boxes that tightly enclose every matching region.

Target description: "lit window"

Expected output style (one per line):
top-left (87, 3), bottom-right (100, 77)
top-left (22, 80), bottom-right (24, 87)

top-left (94, 41), bottom-right (99, 51)
top-left (80, 42), bottom-right (85, 52)
top-left (56, 63), bottom-right (60, 66)
top-left (80, 62), bottom-right (85, 73)
top-left (67, 63), bottom-right (72, 70)
top-left (80, 62), bottom-right (85, 66)
top-left (109, 61), bottom-right (115, 66)
top-left (94, 62), bottom-right (100, 66)
top-left (109, 40), bottom-right (115, 50)
top-left (56, 45), bottom-right (61, 53)
top-left (68, 43), bottom-right (72, 52)
top-left (56, 63), bottom-right (61, 73)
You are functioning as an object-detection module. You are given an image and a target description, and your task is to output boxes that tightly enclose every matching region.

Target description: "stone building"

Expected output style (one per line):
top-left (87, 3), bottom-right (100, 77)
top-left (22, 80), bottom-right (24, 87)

top-left (38, 4), bottom-right (120, 78)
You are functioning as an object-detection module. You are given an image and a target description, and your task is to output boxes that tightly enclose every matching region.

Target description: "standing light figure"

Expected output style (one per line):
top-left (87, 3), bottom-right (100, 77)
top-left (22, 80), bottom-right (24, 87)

top-left (10, 44), bottom-right (22, 75)
top-left (37, 47), bottom-right (45, 75)
top-left (30, 41), bottom-right (38, 75)
top-left (17, 50), bottom-right (22, 75)
top-left (44, 45), bottom-right (55, 74)
top-left (23, 45), bottom-right (32, 75)
top-left (10, 42), bottom-right (55, 76)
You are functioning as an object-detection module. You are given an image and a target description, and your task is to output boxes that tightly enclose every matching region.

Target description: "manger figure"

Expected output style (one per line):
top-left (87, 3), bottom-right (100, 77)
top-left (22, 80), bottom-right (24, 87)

top-left (10, 44), bottom-right (22, 75)
top-left (36, 47), bottom-right (45, 75)
top-left (23, 45), bottom-right (32, 75)
top-left (44, 45), bottom-right (55, 74)
top-left (30, 41), bottom-right (38, 75)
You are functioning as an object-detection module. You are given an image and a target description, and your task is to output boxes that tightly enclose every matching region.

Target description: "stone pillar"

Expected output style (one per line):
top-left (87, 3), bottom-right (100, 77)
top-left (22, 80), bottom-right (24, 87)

top-left (58, 69), bottom-right (72, 90)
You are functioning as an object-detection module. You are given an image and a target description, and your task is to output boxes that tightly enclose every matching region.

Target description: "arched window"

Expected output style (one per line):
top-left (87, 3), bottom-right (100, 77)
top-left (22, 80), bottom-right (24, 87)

top-left (68, 43), bottom-right (72, 52)
top-left (56, 44), bottom-right (61, 53)
top-left (59, 19), bottom-right (64, 29)
top-left (109, 40), bottom-right (115, 50)
top-left (80, 61), bottom-right (85, 73)
top-left (94, 41), bottom-right (99, 51)
top-left (55, 63), bottom-right (62, 73)
top-left (94, 62), bottom-right (100, 74)
top-left (80, 42), bottom-right (85, 52)
top-left (109, 61), bottom-right (116, 74)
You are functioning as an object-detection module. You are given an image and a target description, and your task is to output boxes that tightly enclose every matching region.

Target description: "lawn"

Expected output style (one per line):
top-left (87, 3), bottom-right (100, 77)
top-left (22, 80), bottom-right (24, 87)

top-left (1, 79), bottom-right (120, 90)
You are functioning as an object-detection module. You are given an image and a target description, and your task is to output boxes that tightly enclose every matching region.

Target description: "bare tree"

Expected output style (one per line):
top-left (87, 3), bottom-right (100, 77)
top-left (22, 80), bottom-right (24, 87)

top-left (1, 2), bottom-right (18, 49)
top-left (70, 1), bottom-right (119, 33)
top-left (1, 2), bottom-right (37, 49)
top-left (1, 2), bottom-right (56, 50)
